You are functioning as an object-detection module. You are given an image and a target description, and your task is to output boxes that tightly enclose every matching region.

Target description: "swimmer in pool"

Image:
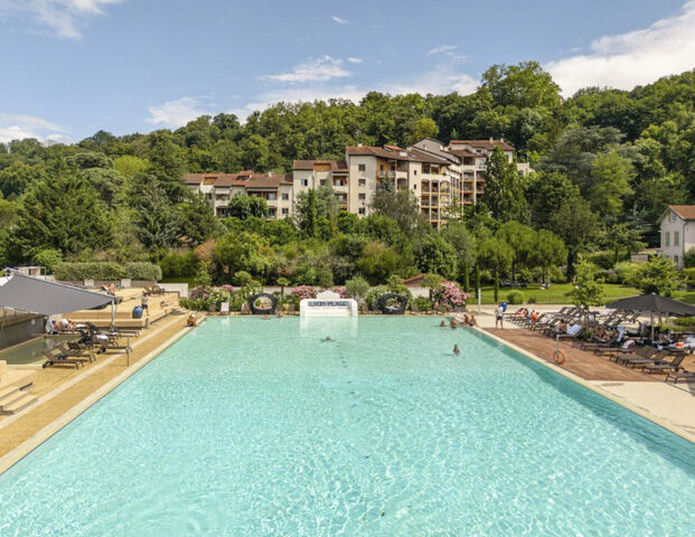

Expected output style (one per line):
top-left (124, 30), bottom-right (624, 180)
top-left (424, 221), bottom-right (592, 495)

top-left (439, 320), bottom-right (446, 327)
top-left (453, 344), bottom-right (460, 355)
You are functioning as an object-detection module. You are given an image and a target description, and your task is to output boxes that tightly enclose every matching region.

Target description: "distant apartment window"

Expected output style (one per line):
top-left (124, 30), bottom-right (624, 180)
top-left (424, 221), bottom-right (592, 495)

top-left (674, 231), bottom-right (680, 246)
top-left (358, 178), bottom-right (366, 186)
top-left (282, 193), bottom-right (289, 200)
top-left (675, 255), bottom-right (679, 265)
top-left (358, 193), bottom-right (366, 201)
top-left (414, 170), bottom-right (417, 176)
top-left (282, 208), bottom-right (289, 215)
top-left (390, 164), bottom-right (395, 171)
top-left (267, 193), bottom-right (276, 201)
top-left (358, 164), bottom-right (366, 172)
top-left (379, 165), bottom-right (384, 172)
top-left (665, 231), bottom-right (670, 247)
top-left (358, 207), bottom-right (366, 215)
top-left (413, 184), bottom-right (417, 190)
top-left (670, 212), bottom-right (677, 222)
top-left (301, 179), bottom-right (308, 186)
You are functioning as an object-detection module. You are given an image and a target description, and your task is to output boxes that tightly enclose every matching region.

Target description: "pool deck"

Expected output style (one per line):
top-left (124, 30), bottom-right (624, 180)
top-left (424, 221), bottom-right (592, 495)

top-left (0, 313), bottom-right (198, 474)
top-left (476, 319), bottom-right (695, 443)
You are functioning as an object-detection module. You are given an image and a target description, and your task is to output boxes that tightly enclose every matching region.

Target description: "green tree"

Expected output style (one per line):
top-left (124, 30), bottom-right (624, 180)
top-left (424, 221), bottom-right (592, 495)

top-left (631, 256), bottom-right (682, 296)
top-left (568, 261), bottom-right (605, 308)
top-left (227, 193), bottom-right (269, 220)
top-left (212, 232), bottom-right (274, 282)
top-left (587, 151), bottom-right (634, 218)
top-left (482, 146), bottom-right (527, 222)
top-left (9, 173), bottom-right (113, 260)
top-left (0, 161), bottom-right (46, 198)
top-left (176, 193), bottom-right (219, 245)
top-left (529, 230), bottom-right (566, 283)
top-left (345, 275), bottom-right (370, 301)
top-left (478, 237), bottom-right (514, 302)
top-left (494, 221), bottom-right (535, 279)
top-left (415, 235), bottom-right (457, 280)
top-left (549, 198), bottom-right (597, 280)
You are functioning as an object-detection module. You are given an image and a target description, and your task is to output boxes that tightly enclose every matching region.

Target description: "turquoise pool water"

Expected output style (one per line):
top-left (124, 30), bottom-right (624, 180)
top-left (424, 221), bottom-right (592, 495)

top-left (0, 317), bottom-right (693, 536)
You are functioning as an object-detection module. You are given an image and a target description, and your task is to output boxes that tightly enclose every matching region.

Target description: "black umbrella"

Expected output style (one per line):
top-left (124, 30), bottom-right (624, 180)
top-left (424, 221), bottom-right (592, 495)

top-left (606, 294), bottom-right (695, 316)
top-left (606, 293), bottom-right (695, 342)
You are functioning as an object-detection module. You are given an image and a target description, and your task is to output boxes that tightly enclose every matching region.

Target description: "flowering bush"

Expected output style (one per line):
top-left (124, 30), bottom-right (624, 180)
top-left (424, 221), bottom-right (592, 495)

top-left (291, 285), bottom-right (318, 300)
top-left (432, 281), bottom-right (469, 311)
top-left (331, 286), bottom-right (348, 298)
top-left (189, 285), bottom-right (210, 300)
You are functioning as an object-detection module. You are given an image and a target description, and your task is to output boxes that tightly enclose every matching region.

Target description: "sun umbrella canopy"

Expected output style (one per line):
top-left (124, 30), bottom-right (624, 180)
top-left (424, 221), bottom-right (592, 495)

top-left (0, 270), bottom-right (114, 316)
top-left (606, 293), bottom-right (695, 317)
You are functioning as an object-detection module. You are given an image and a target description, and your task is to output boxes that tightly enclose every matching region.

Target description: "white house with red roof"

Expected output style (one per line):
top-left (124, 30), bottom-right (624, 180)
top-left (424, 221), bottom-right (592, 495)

top-left (657, 205), bottom-right (695, 268)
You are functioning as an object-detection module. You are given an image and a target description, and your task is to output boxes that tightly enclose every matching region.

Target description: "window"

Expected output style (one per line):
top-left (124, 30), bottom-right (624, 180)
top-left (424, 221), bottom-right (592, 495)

top-left (390, 164), bottom-right (395, 171)
top-left (670, 212), bottom-right (677, 222)
top-left (414, 170), bottom-right (417, 176)
top-left (358, 178), bottom-right (366, 186)
top-left (674, 231), bottom-right (680, 246)
top-left (301, 179), bottom-right (308, 186)
top-left (282, 208), bottom-right (289, 215)
top-left (358, 193), bottom-right (366, 201)
top-left (358, 207), bottom-right (366, 215)
top-left (358, 164), bottom-right (366, 172)
top-left (413, 184), bottom-right (417, 190)
top-left (320, 179), bottom-right (326, 186)
top-left (675, 255), bottom-right (679, 265)
top-left (282, 193), bottom-right (289, 200)
top-left (379, 165), bottom-right (384, 172)
top-left (665, 231), bottom-right (670, 247)
top-left (267, 193), bottom-right (276, 201)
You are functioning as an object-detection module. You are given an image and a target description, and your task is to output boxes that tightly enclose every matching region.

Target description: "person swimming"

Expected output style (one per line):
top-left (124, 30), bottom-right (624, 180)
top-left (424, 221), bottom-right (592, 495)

top-left (450, 318), bottom-right (458, 329)
top-left (453, 344), bottom-right (460, 355)
top-left (439, 320), bottom-right (446, 327)
top-left (324, 336), bottom-right (333, 342)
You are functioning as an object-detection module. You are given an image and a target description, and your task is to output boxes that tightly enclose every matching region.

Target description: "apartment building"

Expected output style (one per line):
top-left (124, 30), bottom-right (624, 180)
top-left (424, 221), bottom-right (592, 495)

top-left (293, 144), bottom-right (455, 227)
top-left (185, 171), bottom-right (293, 219)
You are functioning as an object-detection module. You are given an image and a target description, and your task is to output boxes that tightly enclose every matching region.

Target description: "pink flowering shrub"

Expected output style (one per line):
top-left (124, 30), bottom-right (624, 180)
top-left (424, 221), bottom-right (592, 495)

top-left (291, 285), bottom-right (318, 300)
top-left (331, 286), bottom-right (348, 298)
top-left (432, 281), bottom-right (469, 310)
top-left (189, 285), bottom-right (210, 300)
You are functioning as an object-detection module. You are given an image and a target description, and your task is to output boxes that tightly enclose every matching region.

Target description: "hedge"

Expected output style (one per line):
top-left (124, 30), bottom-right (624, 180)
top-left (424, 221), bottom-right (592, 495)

top-left (54, 262), bottom-right (161, 282)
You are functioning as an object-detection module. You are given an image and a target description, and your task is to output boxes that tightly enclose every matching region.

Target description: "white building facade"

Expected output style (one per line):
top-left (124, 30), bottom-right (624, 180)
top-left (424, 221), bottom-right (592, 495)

top-left (657, 205), bottom-right (695, 268)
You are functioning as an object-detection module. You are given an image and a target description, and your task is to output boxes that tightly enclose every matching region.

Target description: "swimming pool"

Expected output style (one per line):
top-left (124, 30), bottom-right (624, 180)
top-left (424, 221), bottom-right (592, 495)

top-left (0, 335), bottom-right (74, 365)
top-left (0, 317), bottom-right (693, 536)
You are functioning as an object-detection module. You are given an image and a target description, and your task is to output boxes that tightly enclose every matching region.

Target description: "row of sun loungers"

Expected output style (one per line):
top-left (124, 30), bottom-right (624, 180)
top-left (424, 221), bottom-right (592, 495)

top-left (42, 323), bottom-right (135, 369)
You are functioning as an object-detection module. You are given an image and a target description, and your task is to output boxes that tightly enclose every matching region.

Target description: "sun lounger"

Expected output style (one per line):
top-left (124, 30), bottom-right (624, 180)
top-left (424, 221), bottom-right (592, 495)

top-left (641, 353), bottom-right (686, 374)
top-left (42, 349), bottom-right (83, 369)
top-left (665, 369), bottom-right (695, 383)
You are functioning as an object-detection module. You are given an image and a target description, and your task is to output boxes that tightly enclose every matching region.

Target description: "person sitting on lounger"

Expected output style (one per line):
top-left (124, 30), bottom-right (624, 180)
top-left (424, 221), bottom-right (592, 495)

top-left (468, 315), bottom-right (477, 327)
top-left (187, 313), bottom-right (197, 327)
top-left (46, 318), bottom-right (58, 335)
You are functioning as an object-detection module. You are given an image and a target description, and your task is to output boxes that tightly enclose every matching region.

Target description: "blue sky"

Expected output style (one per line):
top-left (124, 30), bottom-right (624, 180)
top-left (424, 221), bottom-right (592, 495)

top-left (0, 0), bottom-right (693, 143)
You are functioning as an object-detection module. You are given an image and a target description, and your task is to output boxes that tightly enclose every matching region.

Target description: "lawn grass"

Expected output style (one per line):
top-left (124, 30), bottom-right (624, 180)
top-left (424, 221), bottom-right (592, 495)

top-left (476, 283), bottom-right (644, 305)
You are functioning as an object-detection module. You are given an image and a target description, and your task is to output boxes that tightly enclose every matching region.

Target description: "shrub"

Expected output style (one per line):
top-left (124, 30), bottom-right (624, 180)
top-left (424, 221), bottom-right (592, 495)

top-left (684, 247), bottom-right (695, 268)
top-left (345, 276), bottom-right (370, 300)
top-left (233, 271), bottom-right (253, 286)
top-left (123, 262), bottom-right (162, 281)
top-left (54, 262), bottom-right (124, 281)
top-left (583, 251), bottom-right (616, 270)
top-left (506, 290), bottom-right (525, 305)
top-left (159, 251), bottom-right (198, 279)
top-left (614, 261), bottom-right (642, 285)
top-left (291, 285), bottom-right (318, 300)
top-left (33, 249), bottom-right (62, 273)
top-left (527, 295), bottom-right (536, 304)
top-left (413, 296), bottom-right (433, 311)
top-left (432, 281), bottom-right (468, 311)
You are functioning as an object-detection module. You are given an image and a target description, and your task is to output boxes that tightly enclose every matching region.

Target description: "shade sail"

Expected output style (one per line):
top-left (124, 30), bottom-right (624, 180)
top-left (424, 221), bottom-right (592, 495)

top-left (606, 294), bottom-right (695, 317)
top-left (0, 270), bottom-right (114, 316)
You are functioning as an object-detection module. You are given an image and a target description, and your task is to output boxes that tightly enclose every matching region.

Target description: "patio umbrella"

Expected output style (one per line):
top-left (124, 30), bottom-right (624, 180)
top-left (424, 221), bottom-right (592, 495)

top-left (606, 293), bottom-right (695, 342)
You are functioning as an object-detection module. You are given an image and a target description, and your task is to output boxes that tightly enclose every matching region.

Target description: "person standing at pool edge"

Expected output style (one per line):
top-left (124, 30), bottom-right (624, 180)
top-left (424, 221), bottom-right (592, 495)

top-left (495, 304), bottom-right (504, 329)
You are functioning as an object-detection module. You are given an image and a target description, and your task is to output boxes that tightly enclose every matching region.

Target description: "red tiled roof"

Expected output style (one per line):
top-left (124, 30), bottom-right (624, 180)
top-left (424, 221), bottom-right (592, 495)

top-left (345, 145), bottom-right (450, 165)
top-left (450, 139), bottom-right (515, 151)
top-left (292, 159), bottom-right (348, 171)
top-left (447, 149), bottom-right (481, 159)
top-left (183, 173), bottom-right (291, 189)
top-left (667, 205), bottom-right (695, 220)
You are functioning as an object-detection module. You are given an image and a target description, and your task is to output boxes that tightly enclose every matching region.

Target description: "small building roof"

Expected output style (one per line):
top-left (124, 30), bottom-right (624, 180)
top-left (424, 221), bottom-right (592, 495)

top-left (183, 172), bottom-right (291, 189)
top-left (663, 205), bottom-right (695, 221)
top-left (292, 159), bottom-right (348, 171)
top-left (450, 139), bottom-right (515, 151)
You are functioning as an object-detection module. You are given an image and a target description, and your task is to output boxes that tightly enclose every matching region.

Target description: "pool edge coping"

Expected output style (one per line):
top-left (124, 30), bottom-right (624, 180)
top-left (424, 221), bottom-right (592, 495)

top-left (0, 320), bottom-right (201, 476)
top-left (474, 326), bottom-right (695, 444)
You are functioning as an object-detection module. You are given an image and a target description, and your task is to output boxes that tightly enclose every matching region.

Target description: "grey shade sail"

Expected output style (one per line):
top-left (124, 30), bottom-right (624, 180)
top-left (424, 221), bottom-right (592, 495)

top-left (606, 294), bottom-right (695, 317)
top-left (0, 270), bottom-right (114, 316)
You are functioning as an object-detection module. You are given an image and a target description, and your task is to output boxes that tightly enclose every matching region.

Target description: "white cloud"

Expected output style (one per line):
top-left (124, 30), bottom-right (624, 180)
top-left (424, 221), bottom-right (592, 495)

top-left (427, 45), bottom-right (458, 55)
top-left (547, 0), bottom-right (695, 96)
top-left (146, 97), bottom-right (211, 128)
top-left (346, 57), bottom-right (363, 64)
top-left (263, 55), bottom-right (352, 83)
top-left (331, 15), bottom-right (349, 24)
top-left (0, 0), bottom-right (126, 39)
top-left (0, 113), bottom-right (71, 144)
